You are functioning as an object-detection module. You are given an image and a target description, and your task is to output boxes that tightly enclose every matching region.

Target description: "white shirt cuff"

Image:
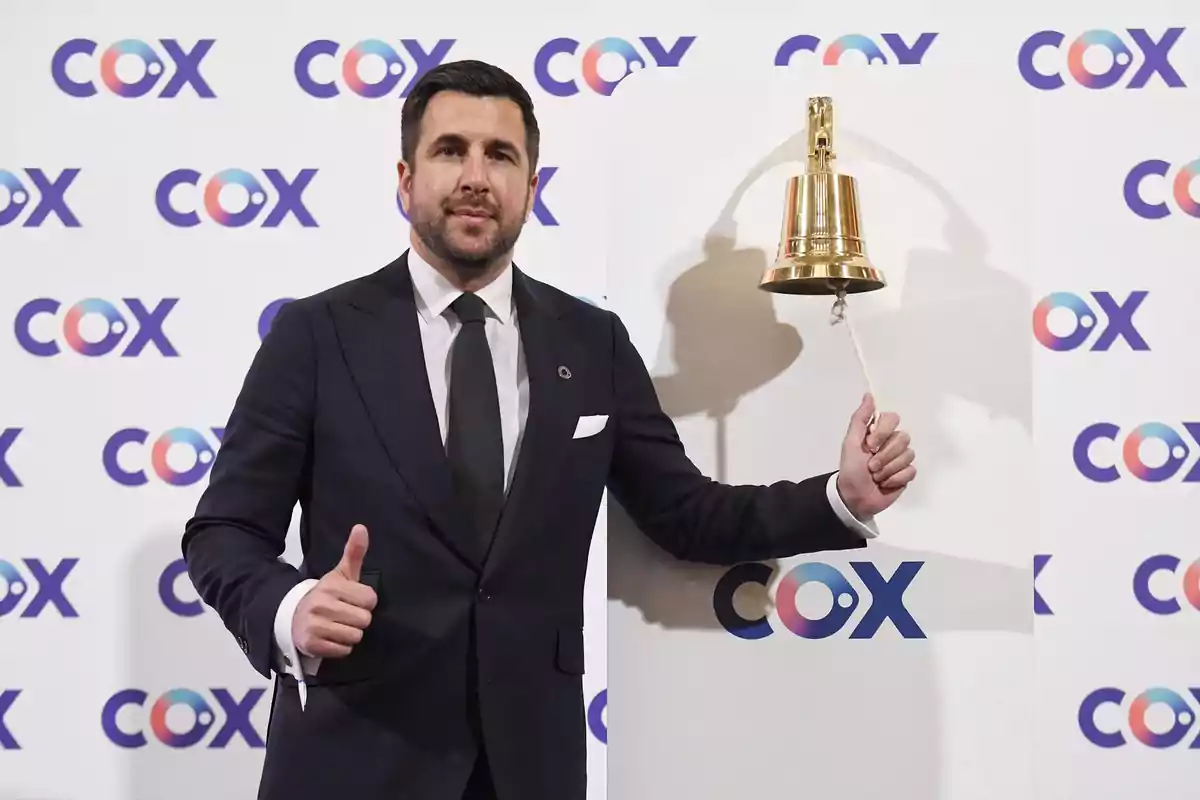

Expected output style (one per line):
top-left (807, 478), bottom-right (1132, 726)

top-left (273, 578), bottom-right (322, 710)
top-left (825, 472), bottom-right (880, 539)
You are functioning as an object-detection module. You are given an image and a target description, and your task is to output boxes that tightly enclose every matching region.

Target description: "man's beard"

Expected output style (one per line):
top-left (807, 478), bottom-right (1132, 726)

top-left (410, 194), bottom-right (527, 275)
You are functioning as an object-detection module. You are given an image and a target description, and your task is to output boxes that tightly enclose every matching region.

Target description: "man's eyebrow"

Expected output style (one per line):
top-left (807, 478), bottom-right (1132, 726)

top-left (426, 133), bottom-right (521, 156)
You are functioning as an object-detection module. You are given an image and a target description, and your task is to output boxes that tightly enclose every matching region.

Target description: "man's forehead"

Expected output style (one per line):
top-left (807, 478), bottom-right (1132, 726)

top-left (423, 92), bottom-right (525, 135)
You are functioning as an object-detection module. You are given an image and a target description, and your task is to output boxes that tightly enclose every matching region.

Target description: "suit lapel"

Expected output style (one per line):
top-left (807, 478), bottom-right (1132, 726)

top-left (483, 266), bottom-right (577, 572)
top-left (332, 252), bottom-right (480, 572)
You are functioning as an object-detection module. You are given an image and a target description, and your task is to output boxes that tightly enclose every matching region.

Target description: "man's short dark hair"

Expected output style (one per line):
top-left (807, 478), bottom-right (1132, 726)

top-left (400, 59), bottom-right (540, 174)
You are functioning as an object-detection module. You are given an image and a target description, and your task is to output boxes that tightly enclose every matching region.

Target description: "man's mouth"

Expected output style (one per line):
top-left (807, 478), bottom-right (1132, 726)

top-left (449, 206), bottom-right (493, 220)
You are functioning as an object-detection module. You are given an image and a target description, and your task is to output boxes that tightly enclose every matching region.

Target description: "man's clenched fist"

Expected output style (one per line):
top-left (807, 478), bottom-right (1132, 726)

top-left (292, 524), bottom-right (378, 659)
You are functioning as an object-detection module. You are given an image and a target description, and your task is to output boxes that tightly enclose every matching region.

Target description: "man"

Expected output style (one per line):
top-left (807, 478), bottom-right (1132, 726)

top-left (181, 59), bottom-right (916, 800)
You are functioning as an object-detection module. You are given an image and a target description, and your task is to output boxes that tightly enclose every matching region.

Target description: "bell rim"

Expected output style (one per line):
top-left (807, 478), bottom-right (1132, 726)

top-left (758, 257), bottom-right (886, 295)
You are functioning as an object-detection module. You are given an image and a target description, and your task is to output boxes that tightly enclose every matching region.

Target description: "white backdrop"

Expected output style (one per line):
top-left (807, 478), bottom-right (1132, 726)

top-left (2, 0), bottom-right (1198, 798)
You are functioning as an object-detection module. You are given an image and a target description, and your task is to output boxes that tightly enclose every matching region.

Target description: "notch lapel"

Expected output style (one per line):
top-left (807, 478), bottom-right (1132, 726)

top-left (331, 253), bottom-right (481, 572)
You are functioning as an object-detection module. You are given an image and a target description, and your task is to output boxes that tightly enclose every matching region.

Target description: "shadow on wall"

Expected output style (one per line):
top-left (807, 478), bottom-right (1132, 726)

top-left (121, 525), bottom-right (269, 800)
top-left (606, 126), bottom-right (1034, 799)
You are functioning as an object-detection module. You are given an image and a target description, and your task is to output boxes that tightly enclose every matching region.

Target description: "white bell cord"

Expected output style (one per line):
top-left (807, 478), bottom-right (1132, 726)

top-left (830, 290), bottom-right (879, 429)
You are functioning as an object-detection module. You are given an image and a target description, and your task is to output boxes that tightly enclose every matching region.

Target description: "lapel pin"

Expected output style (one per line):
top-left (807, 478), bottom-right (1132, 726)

top-left (558, 365), bottom-right (572, 380)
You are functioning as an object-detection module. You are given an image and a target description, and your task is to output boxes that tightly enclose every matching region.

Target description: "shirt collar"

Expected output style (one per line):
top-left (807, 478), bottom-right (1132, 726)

top-left (407, 247), bottom-right (514, 326)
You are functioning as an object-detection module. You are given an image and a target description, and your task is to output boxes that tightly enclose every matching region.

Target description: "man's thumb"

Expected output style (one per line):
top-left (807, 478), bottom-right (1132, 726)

top-left (336, 524), bottom-right (369, 582)
top-left (847, 393), bottom-right (875, 438)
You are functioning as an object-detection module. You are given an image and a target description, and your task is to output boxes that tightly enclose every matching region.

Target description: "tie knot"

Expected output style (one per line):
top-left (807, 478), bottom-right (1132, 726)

top-left (451, 292), bottom-right (488, 324)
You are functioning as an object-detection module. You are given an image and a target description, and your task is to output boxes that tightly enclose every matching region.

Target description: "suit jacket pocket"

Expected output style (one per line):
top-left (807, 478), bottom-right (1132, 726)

top-left (555, 626), bottom-right (586, 675)
top-left (304, 569), bottom-right (385, 686)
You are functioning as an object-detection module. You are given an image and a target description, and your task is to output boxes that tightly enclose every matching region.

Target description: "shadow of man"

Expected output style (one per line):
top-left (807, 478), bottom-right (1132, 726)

top-left (609, 230), bottom-right (798, 628)
top-left (122, 527), bottom-right (272, 800)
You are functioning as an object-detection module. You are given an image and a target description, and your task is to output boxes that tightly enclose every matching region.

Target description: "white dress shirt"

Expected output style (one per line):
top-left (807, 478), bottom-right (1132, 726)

top-left (273, 249), bottom-right (878, 709)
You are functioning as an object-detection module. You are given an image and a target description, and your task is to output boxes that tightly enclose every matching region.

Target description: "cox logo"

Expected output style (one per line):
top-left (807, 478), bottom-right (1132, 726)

top-left (0, 428), bottom-right (22, 487)
top-left (713, 561), bottom-right (924, 640)
top-left (160, 559), bottom-right (202, 617)
top-left (1080, 687), bottom-right (1200, 748)
top-left (1125, 159), bottom-right (1200, 219)
top-left (102, 688), bottom-right (265, 749)
top-left (1018, 28), bottom-right (1185, 90)
top-left (534, 36), bottom-right (696, 97)
top-left (0, 690), bottom-right (19, 750)
top-left (1074, 422), bottom-right (1200, 483)
top-left (51, 38), bottom-right (216, 98)
top-left (156, 168), bottom-right (318, 228)
top-left (587, 689), bottom-right (606, 744)
top-left (1032, 291), bottom-right (1148, 351)
top-left (775, 32), bottom-right (938, 66)
top-left (0, 168), bottom-right (81, 227)
top-left (15, 298), bottom-right (179, 357)
top-left (295, 39), bottom-right (455, 98)
top-left (397, 166), bottom-right (560, 226)
top-left (103, 427), bottom-right (224, 487)
top-left (259, 298), bottom-right (293, 341)
top-left (0, 558), bottom-right (79, 618)
top-left (1134, 555), bottom-right (1200, 615)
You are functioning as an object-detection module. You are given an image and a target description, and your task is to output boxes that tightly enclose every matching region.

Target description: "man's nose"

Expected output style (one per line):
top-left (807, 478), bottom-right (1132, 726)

top-left (459, 151), bottom-right (489, 188)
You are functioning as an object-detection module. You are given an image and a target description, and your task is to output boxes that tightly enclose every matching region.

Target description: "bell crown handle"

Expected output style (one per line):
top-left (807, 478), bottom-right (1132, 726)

top-left (806, 96), bottom-right (836, 173)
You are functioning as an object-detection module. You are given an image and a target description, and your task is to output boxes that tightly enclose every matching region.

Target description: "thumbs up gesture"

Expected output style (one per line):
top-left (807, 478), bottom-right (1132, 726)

top-left (292, 524), bottom-right (378, 659)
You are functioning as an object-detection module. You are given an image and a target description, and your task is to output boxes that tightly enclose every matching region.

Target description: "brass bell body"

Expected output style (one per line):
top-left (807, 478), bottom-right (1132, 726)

top-left (760, 96), bottom-right (886, 295)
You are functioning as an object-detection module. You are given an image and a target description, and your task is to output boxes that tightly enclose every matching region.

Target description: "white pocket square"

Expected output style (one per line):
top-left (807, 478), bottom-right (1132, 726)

top-left (572, 414), bottom-right (609, 439)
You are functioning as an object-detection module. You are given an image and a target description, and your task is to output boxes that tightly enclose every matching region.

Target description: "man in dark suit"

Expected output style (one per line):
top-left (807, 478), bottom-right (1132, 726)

top-left (181, 60), bottom-right (916, 800)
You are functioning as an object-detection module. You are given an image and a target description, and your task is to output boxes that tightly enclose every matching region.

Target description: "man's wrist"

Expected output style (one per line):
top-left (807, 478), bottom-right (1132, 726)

top-left (835, 471), bottom-right (862, 520)
top-left (828, 472), bottom-right (879, 539)
top-left (274, 578), bottom-right (319, 674)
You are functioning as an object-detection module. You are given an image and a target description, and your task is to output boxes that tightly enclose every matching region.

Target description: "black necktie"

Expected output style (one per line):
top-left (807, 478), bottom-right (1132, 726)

top-left (446, 292), bottom-right (505, 557)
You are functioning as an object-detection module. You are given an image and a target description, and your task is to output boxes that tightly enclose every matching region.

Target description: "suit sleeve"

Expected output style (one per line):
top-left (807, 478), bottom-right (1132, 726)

top-left (604, 312), bottom-right (866, 564)
top-left (181, 301), bottom-right (315, 678)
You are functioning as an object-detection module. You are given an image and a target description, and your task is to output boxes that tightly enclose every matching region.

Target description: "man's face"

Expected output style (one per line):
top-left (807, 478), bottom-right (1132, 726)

top-left (398, 91), bottom-right (538, 270)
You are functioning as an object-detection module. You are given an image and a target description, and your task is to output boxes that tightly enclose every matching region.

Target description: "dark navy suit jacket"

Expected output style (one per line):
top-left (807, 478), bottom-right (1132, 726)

top-left (182, 251), bottom-right (866, 800)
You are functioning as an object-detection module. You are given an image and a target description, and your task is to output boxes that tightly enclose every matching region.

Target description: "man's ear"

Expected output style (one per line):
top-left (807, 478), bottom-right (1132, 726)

top-left (524, 168), bottom-right (540, 218)
top-left (397, 160), bottom-right (413, 213)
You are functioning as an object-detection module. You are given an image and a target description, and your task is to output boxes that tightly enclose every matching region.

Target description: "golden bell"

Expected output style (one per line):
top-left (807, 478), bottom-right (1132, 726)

top-left (759, 96), bottom-right (886, 295)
